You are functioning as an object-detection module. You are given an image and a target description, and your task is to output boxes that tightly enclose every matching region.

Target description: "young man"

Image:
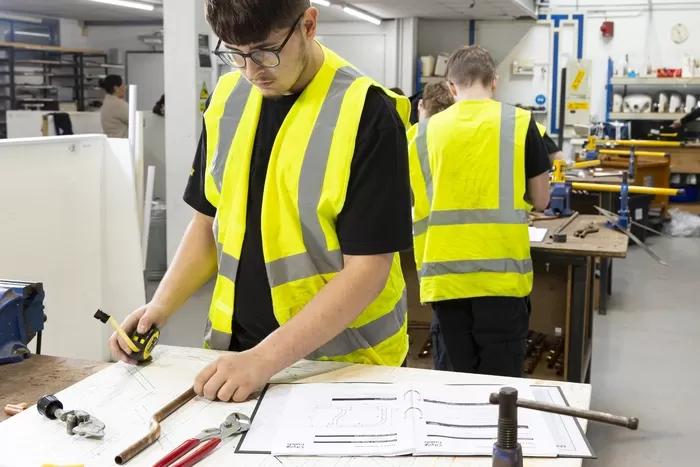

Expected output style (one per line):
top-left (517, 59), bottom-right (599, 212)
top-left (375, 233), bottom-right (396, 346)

top-left (109, 0), bottom-right (414, 402)
top-left (408, 45), bottom-right (551, 378)
top-left (417, 82), bottom-right (454, 121)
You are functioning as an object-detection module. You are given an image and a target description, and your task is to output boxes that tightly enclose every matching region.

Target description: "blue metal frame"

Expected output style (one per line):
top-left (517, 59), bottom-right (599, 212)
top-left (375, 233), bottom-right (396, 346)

top-left (1, 18), bottom-right (59, 45)
top-left (469, 20), bottom-right (476, 46)
top-left (537, 12), bottom-right (585, 135)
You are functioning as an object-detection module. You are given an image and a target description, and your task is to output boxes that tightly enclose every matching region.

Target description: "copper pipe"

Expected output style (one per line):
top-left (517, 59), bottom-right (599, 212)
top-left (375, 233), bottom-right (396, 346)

top-left (115, 387), bottom-right (196, 465)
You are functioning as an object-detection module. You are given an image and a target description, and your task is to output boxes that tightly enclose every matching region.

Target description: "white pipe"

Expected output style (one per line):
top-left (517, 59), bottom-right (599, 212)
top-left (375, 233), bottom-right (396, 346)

top-left (127, 84), bottom-right (138, 167)
top-left (141, 165), bottom-right (156, 271)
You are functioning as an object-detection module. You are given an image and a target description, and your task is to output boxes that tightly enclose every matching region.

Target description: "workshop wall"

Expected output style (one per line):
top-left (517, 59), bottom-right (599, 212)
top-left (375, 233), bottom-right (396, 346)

top-left (59, 18), bottom-right (161, 64)
top-left (544, 0), bottom-right (700, 120)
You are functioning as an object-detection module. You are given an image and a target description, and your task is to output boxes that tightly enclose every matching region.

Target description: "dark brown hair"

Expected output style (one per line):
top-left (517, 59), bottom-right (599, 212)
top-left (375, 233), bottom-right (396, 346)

top-left (421, 82), bottom-right (454, 117)
top-left (206, 0), bottom-right (310, 46)
top-left (446, 45), bottom-right (496, 88)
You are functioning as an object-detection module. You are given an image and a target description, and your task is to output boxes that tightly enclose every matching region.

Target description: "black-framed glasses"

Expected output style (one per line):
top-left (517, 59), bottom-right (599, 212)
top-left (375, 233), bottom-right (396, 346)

top-left (213, 13), bottom-right (304, 69)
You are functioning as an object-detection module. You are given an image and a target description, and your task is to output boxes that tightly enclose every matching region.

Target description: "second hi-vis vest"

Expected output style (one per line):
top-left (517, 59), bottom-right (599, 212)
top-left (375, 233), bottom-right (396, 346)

top-left (408, 99), bottom-right (534, 302)
top-left (202, 43), bottom-right (411, 366)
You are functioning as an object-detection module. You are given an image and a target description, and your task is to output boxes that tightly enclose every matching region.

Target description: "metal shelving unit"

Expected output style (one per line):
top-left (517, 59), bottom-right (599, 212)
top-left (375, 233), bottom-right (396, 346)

top-left (0, 42), bottom-right (124, 136)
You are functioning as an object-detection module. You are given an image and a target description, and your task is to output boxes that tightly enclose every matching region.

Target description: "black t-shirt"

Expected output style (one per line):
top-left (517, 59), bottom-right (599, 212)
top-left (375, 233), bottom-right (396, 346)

top-left (542, 132), bottom-right (560, 156)
top-left (184, 87), bottom-right (413, 352)
top-left (525, 116), bottom-right (553, 179)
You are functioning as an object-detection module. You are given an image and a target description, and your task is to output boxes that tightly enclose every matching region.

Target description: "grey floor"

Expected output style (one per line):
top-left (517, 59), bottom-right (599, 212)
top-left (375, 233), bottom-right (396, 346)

top-left (148, 236), bottom-right (700, 466)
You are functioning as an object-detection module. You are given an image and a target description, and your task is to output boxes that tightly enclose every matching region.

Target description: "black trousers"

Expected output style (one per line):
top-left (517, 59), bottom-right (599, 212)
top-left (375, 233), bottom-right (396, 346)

top-left (431, 296), bottom-right (531, 377)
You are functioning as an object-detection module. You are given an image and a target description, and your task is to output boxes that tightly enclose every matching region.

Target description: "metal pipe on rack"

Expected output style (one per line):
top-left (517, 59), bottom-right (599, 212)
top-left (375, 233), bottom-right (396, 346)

top-left (569, 182), bottom-right (681, 196)
top-left (599, 149), bottom-right (669, 157)
top-left (598, 140), bottom-right (683, 148)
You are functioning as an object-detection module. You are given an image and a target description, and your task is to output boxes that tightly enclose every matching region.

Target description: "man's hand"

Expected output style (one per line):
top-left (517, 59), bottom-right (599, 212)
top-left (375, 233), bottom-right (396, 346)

top-left (108, 303), bottom-right (170, 365)
top-left (671, 120), bottom-right (682, 129)
top-left (193, 350), bottom-right (277, 402)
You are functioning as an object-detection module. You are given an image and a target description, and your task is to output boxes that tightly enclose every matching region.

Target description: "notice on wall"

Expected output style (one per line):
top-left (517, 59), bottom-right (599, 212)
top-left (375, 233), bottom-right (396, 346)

top-left (198, 34), bottom-right (212, 68)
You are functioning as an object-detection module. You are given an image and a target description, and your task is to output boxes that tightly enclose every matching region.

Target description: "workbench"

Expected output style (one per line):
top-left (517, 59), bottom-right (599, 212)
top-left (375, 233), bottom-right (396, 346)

top-left (0, 345), bottom-right (593, 467)
top-left (0, 355), bottom-right (110, 422)
top-left (529, 215), bottom-right (628, 384)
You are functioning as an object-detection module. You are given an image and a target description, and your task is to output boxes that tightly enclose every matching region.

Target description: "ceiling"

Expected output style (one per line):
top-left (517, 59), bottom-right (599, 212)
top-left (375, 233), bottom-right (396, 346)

top-left (0, 0), bottom-right (536, 23)
top-left (0, 0), bottom-right (163, 22)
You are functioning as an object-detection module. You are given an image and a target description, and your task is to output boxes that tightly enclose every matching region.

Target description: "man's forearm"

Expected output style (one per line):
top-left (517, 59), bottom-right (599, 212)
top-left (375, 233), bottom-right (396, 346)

top-left (150, 212), bottom-right (218, 321)
top-left (254, 254), bottom-right (394, 374)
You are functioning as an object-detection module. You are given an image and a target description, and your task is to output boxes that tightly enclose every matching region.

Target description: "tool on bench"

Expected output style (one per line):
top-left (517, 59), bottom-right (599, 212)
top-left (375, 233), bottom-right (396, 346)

top-left (583, 135), bottom-right (673, 178)
top-left (152, 412), bottom-right (251, 467)
top-left (0, 280), bottom-right (45, 365)
top-left (490, 387), bottom-right (639, 467)
top-left (116, 387), bottom-right (197, 465)
top-left (4, 402), bottom-right (28, 416)
top-left (546, 160), bottom-right (601, 217)
top-left (93, 309), bottom-right (160, 363)
top-left (574, 223), bottom-right (599, 238)
top-left (548, 211), bottom-right (579, 243)
top-left (37, 394), bottom-right (106, 438)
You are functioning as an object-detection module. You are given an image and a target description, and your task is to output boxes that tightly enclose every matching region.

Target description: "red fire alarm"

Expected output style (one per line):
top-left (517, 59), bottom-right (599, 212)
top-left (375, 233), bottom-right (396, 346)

top-left (601, 21), bottom-right (614, 38)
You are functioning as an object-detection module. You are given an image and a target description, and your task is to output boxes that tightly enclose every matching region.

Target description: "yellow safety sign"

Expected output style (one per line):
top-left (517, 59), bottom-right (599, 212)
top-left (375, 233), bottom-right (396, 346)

top-left (571, 70), bottom-right (586, 92)
top-left (200, 81), bottom-right (209, 100)
top-left (200, 101), bottom-right (206, 113)
top-left (567, 101), bottom-right (589, 111)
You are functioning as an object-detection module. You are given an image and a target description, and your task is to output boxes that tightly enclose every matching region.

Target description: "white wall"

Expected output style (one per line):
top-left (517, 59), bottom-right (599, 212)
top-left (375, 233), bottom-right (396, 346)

top-left (60, 18), bottom-right (162, 63)
top-left (548, 0), bottom-right (700, 121)
top-left (164, 0), bottom-right (215, 264)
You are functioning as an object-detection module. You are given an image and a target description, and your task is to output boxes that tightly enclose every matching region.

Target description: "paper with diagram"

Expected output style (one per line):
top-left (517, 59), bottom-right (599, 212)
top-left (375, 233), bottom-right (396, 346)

top-left (239, 382), bottom-right (594, 459)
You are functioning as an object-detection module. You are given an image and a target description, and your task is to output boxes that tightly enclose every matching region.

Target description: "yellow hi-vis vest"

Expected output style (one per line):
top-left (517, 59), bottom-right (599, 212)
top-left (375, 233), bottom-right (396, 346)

top-left (536, 121), bottom-right (546, 136)
top-left (408, 99), bottom-right (534, 303)
top-left (202, 43), bottom-right (411, 366)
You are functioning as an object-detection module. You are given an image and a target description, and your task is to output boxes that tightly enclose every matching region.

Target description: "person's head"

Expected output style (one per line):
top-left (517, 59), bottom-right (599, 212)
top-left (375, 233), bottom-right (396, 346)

top-left (389, 87), bottom-right (405, 96)
top-left (207, 0), bottom-right (318, 98)
top-left (100, 75), bottom-right (126, 98)
top-left (445, 45), bottom-right (497, 101)
top-left (418, 82), bottom-right (454, 121)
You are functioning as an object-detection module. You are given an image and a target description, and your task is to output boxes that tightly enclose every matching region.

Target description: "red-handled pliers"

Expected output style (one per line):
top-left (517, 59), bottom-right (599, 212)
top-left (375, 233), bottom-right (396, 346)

top-left (152, 412), bottom-right (251, 467)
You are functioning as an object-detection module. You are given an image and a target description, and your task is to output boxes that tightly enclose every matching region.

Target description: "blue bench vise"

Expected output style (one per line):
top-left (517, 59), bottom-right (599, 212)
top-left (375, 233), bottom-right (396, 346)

top-left (0, 280), bottom-right (46, 365)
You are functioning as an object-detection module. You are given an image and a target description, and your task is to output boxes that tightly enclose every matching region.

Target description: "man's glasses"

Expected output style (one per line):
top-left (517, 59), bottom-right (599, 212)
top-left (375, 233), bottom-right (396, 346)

top-left (213, 13), bottom-right (304, 69)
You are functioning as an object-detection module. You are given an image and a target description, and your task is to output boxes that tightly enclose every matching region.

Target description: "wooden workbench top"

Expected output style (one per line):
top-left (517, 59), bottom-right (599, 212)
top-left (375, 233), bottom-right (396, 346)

top-left (531, 214), bottom-right (629, 258)
top-left (0, 355), bottom-right (110, 422)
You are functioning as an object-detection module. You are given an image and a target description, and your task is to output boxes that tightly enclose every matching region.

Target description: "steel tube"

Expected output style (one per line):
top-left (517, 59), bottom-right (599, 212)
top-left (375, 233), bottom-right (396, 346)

top-left (115, 387), bottom-right (196, 465)
top-left (489, 393), bottom-right (639, 430)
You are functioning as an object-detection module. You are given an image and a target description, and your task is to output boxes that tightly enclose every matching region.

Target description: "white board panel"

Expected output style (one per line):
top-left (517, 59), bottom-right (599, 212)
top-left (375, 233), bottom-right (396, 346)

top-left (317, 34), bottom-right (386, 85)
top-left (0, 135), bottom-right (145, 361)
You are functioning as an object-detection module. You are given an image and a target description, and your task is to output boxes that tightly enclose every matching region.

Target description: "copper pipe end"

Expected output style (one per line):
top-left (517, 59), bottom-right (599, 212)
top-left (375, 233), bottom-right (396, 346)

top-left (115, 387), bottom-right (196, 465)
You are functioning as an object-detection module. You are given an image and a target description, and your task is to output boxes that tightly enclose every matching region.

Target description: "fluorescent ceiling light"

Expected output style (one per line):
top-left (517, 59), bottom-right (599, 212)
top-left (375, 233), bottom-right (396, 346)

top-left (0, 12), bottom-right (42, 23)
top-left (88, 0), bottom-right (155, 11)
top-left (15, 31), bottom-right (51, 38)
top-left (342, 6), bottom-right (381, 25)
top-left (311, 0), bottom-right (331, 6)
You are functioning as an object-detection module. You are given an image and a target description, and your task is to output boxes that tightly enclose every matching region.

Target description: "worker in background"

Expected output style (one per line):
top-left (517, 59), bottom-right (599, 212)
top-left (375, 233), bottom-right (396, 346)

top-left (408, 45), bottom-right (551, 378)
top-left (99, 75), bottom-right (129, 138)
top-left (536, 122), bottom-right (566, 163)
top-left (109, 0), bottom-right (413, 402)
top-left (416, 82), bottom-right (454, 121)
top-left (671, 107), bottom-right (700, 128)
top-left (413, 81), bottom-right (455, 372)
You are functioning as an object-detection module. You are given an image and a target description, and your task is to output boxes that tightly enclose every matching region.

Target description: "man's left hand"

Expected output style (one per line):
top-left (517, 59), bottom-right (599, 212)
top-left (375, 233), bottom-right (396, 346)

top-left (193, 350), bottom-right (277, 402)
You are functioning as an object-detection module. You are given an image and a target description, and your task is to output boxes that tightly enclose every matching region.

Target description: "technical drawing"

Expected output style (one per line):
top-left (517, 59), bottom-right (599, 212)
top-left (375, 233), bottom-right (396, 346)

top-left (310, 404), bottom-right (391, 428)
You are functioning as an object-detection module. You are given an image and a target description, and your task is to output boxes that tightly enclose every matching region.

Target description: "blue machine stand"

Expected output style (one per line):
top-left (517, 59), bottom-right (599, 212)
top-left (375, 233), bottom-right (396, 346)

top-left (0, 281), bottom-right (46, 365)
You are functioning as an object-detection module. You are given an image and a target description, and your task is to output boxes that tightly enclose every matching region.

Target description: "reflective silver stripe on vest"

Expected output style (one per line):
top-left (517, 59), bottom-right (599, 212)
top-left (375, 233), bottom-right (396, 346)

top-left (265, 66), bottom-right (361, 287)
top-left (204, 318), bottom-right (232, 350)
top-left (415, 103), bottom-right (531, 279)
top-left (421, 258), bottom-right (533, 278)
top-left (306, 288), bottom-right (408, 360)
top-left (213, 213), bottom-right (238, 283)
top-left (416, 118), bottom-right (433, 204)
top-left (211, 77), bottom-right (253, 192)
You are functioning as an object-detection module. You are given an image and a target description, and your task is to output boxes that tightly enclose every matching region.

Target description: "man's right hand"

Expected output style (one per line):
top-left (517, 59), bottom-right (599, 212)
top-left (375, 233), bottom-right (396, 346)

top-left (108, 304), bottom-right (169, 364)
top-left (671, 120), bottom-right (682, 129)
